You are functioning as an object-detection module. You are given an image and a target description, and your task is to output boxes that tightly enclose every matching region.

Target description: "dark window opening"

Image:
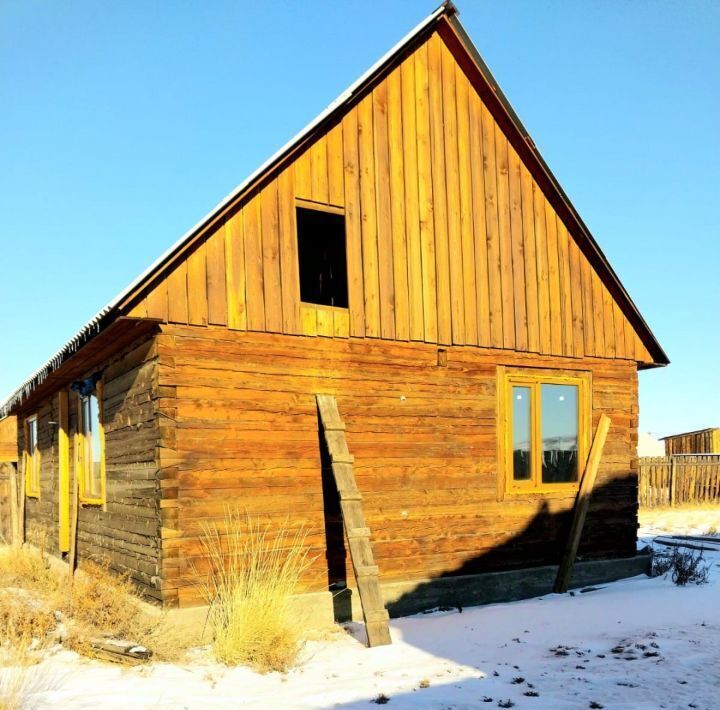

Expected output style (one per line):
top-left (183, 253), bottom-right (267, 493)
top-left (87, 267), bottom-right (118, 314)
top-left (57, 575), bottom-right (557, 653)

top-left (296, 206), bottom-right (348, 308)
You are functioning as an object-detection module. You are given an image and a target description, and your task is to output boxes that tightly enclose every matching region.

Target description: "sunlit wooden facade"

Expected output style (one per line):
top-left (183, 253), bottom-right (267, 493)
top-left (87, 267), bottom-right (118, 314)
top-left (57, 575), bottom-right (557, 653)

top-left (3, 5), bottom-right (666, 610)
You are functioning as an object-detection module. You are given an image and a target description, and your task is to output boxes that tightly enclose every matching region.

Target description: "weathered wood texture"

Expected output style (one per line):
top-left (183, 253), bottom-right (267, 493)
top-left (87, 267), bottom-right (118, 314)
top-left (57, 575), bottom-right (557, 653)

top-left (128, 29), bottom-right (653, 365)
top-left (662, 428), bottom-right (720, 455)
top-left (316, 394), bottom-right (391, 646)
top-left (639, 455), bottom-right (720, 507)
top-left (0, 416), bottom-right (18, 462)
top-left (155, 325), bottom-right (639, 608)
top-left (18, 337), bottom-right (162, 600)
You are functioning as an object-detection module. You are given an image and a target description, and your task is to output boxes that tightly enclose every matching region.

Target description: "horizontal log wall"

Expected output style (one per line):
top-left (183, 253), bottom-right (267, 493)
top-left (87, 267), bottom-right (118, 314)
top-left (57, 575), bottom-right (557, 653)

top-left (157, 325), bottom-right (639, 608)
top-left (19, 337), bottom-right (162, 599)
top-left (129, 28), bottom-right (653, 366)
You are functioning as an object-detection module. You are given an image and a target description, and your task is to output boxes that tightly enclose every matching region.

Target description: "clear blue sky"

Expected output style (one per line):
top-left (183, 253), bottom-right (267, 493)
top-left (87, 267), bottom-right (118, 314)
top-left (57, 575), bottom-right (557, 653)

top-left (1, 1), bottom-right (718, 437)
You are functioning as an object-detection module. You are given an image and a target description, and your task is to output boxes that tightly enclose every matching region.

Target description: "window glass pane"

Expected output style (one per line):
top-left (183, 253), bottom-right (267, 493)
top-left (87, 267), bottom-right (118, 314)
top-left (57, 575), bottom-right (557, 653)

top-left (89, 395), bottom-right (102, 466)
top-left (28, 419), bottom-right (37, 452)
top-left (512, 386), bottom-right (532, 481)
top-left (541, 384), bottom-right (578, 483)
top-left (82, 395), bottom-right (102, 497)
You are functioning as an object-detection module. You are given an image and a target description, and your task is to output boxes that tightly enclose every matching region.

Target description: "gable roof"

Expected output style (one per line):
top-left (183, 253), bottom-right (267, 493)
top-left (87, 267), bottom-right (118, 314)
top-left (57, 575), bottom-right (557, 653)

top-left (0, 1), bottom-right (667, 417)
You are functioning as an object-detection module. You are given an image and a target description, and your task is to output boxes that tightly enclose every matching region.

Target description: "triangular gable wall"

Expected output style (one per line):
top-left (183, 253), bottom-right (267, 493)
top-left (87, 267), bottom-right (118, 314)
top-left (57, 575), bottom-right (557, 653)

top-left (129, 22), bottom-right (653, 364)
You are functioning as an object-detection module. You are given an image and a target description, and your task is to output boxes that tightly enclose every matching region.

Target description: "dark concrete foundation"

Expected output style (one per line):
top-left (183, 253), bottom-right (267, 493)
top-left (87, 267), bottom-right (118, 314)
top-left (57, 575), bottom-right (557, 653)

top-left (340, 548), bottom-right (653, 621)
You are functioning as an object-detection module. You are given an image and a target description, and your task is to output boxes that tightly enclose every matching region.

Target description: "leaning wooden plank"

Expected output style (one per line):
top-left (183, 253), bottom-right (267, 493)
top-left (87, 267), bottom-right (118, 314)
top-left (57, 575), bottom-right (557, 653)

top-left (554, 414), bottom-right (611, 594)
top-left (316, 394), bottom-right (392, 647)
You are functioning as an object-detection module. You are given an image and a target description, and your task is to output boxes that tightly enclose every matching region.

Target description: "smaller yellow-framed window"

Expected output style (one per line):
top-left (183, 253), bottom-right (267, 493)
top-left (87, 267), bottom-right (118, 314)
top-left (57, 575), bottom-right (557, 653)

top-left (24, 415), bottom-right (40, 498)
top-left (499, 368), bottom-right (591, 496)
top-left (77, 382), bottom-right (106, 506)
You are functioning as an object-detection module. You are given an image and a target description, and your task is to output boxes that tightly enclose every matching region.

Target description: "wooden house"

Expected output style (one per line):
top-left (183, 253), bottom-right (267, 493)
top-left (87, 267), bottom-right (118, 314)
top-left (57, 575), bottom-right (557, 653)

top-left (0, 3), bottom-right (667, 622)
top-left (661, 428), bottom-right (720, 455)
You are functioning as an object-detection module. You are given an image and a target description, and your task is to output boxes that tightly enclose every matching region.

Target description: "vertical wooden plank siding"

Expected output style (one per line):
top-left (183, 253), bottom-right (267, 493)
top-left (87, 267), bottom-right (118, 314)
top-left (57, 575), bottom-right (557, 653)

top-left (441, 42), bottom-right (465, 345)
top-left (495, 127), bottom-right (516, 350)
top-left (400, 56), bottom-right (425, 342)
top-left (357, 94), bottom-right (381, 338)
top-left (507, 145), bottom-right (527, 352)
top-left (568, 237), bottom-right (585, 358)
top-left (310, 136), bottom-right (329, 205)
top-left (261, 180), bottom-right (283, 333)
top-left (277, 169), bottom-right (300, 334)
top-left (520, 164), bottom-right (539, 353)
top-left (469, 90), bottom-right (490, 345)
top-left (326, 123), bottom-right (345, 207)
top-left (456, 63), bottom-right (478, 346)
top-left (342, 111), bottom-right (366, 338)
top-left (544, 201), bottom-right (562, 354)
top-left (481, 103), bottom-right (504, 348)
top-left (121, 31), bottom-right (656, 367)
top-left (580, 253), bottom-right (595, 356)
top-left (591, 270), bottom-right (606, 355)
top-left (206, 227), bottom-right (227, 326)
top-left (225, 214), bottom-right (247, 331)
top-left (186, 241), bottom-right (208, 326)
top-left (386, 69), bottom-right (410, 341)
top-left (372, 82), bottom-right (396, 340)
top-left (243, 194), bottom-right (266, 331)
top-left (532, 183), bottom-right (551, 354)
top-left (556, 218), bottom-right (574, 356)
top-left (167, 261), bottom-right (189, 325)
top-left (414, 42), bottom-right (438, 343)
top-left (428, 34), bottom-right (452, 346)
top-left (146, 280), bottom-right (169, 321)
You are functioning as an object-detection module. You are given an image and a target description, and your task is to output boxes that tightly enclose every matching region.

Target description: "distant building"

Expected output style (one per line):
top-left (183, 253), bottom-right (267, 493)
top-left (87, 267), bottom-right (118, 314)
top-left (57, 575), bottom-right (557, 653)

top-left (638, 432), bottom-right (665, 457)
top-left (660, 428), bottom-right (720, 455)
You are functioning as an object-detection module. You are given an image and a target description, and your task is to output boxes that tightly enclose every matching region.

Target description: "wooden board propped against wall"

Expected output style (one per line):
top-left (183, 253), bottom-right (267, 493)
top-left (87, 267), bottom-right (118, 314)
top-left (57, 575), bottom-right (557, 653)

top-left (316, 394), bottom-right (392, 647)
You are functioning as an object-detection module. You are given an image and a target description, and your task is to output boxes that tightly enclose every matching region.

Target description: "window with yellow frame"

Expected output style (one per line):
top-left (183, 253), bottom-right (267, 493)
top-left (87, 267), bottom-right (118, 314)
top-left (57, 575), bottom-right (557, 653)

top-left (499, 369), bottom-right (591, 495)
top-left (77, 382), bottom-right (106, 505)
top-left (24, 415), bottom-right (40, 497)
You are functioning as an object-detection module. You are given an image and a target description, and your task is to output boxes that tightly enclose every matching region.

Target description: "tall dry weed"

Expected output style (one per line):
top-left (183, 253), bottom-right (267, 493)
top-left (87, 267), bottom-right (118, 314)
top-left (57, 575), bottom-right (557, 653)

top-left (199, 511), bottom-right (315, 672)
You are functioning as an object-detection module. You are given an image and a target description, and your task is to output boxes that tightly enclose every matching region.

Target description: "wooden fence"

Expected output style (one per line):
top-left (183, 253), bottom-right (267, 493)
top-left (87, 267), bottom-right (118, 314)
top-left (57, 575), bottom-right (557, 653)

top-left (638, 455), bottom-right (720, 507)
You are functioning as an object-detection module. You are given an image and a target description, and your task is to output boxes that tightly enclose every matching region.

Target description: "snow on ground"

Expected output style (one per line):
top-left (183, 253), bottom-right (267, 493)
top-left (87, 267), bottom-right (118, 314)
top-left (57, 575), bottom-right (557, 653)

top-left (6, 510), bottom-right (720, 710)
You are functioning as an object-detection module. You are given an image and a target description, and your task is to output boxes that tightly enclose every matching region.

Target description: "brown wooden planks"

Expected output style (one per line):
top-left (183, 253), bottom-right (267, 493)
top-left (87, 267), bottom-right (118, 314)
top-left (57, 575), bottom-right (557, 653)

top-left (414, 42), bottom-right (438, 343)
top-left (387, 69), bottom-right (410, 341)
top-left (244, 194), bottom-right (266, 332)
top-left (428, 33), bottom-right (452, 345)
top-left (358, 94), bottom-right (381, 338)
top-left (342, 111), bottom-right (366, 338)
top-left (225, 214), bottom-right (247, 331)
top-left (206, 226), bottom-right (227, 326)
top-left (261, 181), bottom-right (283, 333)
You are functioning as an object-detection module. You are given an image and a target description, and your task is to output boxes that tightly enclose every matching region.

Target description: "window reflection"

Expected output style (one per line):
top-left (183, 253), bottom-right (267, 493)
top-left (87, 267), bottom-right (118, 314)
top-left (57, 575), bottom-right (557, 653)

top-left (541, 384), bottom-right (578, 483)
top-left (512, 386), bottom-right (531, 481)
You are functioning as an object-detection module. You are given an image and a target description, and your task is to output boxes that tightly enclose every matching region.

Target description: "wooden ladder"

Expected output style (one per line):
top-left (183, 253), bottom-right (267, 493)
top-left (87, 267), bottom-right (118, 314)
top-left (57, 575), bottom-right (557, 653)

top-left (316, 394), bottom-right (392, 647)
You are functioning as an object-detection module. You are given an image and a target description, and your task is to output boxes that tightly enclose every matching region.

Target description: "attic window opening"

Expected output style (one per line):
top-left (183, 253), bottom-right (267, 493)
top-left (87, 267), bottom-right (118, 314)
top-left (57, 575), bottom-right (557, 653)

top-left (296, 205), bottom-right (348, 308)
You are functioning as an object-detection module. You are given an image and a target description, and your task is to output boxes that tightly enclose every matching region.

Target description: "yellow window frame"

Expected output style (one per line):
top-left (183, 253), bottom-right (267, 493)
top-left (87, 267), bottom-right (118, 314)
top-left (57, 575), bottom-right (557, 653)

top-left (24, 415), bottom-right (40, 498)
top-left (498, 367), bottom-right (591, 497)
top-left (76, 381), bottom-right (106, 506)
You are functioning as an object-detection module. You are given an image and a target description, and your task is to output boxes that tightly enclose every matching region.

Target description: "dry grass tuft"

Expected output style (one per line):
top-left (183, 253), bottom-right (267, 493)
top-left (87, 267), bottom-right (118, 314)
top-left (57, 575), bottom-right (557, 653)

top-left (0, 547), bottom-right (57, 596)
top-left (199, 511), bottom-right (315, 672)
top-left (60, 561), bottom-right (190, 663)
top-left (0, 546), bottom-right (191, 666)
top-left (0, 590), bottom-right (56, 666)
